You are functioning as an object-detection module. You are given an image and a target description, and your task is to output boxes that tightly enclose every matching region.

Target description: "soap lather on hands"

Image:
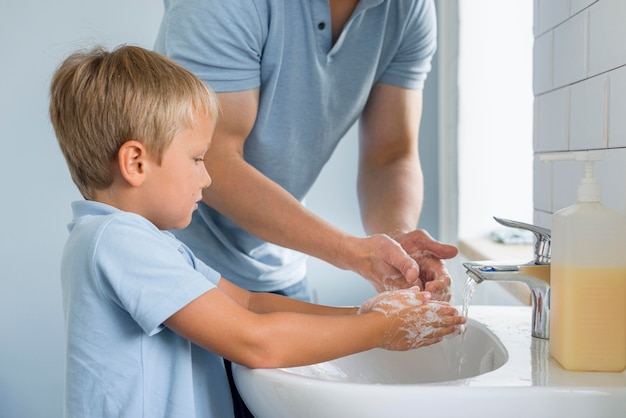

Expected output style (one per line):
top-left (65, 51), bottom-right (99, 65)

top-left (359, 287), bottom-right (465, 350)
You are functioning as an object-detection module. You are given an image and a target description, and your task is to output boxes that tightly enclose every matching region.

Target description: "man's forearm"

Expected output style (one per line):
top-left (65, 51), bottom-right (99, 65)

top-left (203, 156), bottom-right (358, 269)
top-left (358, 154), bottom-right (424, 237)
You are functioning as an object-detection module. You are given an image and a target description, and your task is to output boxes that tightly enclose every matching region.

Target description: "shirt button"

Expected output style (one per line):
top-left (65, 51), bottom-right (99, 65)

top-left (318, 22), bottom-right (326, 30)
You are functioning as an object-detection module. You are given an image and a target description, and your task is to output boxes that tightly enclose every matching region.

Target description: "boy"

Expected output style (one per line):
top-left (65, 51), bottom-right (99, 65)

top-left (49, 45), bottom-right (465, 418)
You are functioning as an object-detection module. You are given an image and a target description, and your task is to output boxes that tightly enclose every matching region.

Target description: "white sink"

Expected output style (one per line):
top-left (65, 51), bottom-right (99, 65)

top-left (232, 306), bottom-right (626, 418)
top-left (263, 318), bottom-right (505, 384)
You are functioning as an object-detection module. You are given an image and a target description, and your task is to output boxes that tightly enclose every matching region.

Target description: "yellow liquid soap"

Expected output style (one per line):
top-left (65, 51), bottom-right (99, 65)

top-left (543, 151), bottom-right (626, 372)
top-left (550, 264), bottom-right (626, 372)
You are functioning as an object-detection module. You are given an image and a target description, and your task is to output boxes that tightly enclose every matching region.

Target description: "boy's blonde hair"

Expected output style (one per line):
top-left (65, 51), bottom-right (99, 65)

top-left (49, 45), bottom-right (219, 199)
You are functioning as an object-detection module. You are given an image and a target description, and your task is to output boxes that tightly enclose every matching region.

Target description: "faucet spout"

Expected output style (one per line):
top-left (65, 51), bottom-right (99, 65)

top-left (463, 261), bottom-right (550, 339)
top-left (493, 217), bottom-right (551, 265)
top-left (463, 217), bottom-right (552, 340)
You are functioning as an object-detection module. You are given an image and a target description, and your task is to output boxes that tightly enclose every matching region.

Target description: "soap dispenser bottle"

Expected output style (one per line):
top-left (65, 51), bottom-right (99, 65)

top-left (542, 150), bottom-right (626, 372)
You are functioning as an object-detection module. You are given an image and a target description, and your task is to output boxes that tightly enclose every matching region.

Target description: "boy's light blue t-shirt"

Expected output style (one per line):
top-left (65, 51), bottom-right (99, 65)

top-left (61, 201), bottom-right (233, 418)
top-left (155, 0), bottom-right (437, 291)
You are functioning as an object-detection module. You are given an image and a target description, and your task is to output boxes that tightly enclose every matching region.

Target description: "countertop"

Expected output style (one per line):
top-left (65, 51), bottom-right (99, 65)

top-left (463, 305), bottom-right (626, 387)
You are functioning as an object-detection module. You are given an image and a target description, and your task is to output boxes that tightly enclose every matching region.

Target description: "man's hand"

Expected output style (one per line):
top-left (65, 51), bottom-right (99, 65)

top-left (347, 234), bottom-right (420, 293)
top-left (392, 229), bottom-right (458, 301)
top-left (346, 230), bottom-right (457, 301)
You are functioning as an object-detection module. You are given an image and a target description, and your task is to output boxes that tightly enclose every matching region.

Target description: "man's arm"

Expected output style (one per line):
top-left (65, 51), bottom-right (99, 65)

top-left (358, 83), bottom-right (424, 236)
top-left (201, 89), bottom-right (351, 258)
top-left (201, 89), bottom-right (423, 289)
top-left (358, 83), bottom-right (458, 300)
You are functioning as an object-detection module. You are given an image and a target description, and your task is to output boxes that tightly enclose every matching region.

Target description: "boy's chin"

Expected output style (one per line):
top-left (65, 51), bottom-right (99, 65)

top-left (166, 215), bottom-right (194, 231)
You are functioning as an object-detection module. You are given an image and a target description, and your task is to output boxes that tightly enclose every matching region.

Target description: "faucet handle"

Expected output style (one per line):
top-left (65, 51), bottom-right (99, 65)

top-left (493, 217), bottom-right (551, 265)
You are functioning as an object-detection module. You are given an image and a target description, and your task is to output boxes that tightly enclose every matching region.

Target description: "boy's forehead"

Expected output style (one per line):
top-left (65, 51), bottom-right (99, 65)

top-left (178, 111), bottom-right (215, 143)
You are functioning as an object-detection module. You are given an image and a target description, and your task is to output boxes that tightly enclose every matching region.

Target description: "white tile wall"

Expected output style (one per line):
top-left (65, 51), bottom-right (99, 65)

top-left (553, 10), bottom-right (587, 88)
top-left (569, 74), bottom-right (607, 150)
top-left (598, 148), bottom-right (626, 212)
top-left (552, 158), bottom-right (585, 211)
top-left (608, 66), bottom-right (626, 147)
top-left (534, 87), bottom-right (569, 152)
top-left (534, 0), bottom-right (626, 229)
top-left (589, 0), bottom-right (626, 76)
top-left (570, 0), bottom-right (598, 15)
top-left (533, 32), bottom-right (552, 94)
top-left (533, 155), bottom-right (552, 212)
top-left (534, 0), bottom-right (569, 35)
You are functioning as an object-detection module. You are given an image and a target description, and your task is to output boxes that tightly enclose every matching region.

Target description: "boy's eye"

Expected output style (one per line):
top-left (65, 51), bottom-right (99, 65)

top-left (194, 157), bottom-right (205, 163)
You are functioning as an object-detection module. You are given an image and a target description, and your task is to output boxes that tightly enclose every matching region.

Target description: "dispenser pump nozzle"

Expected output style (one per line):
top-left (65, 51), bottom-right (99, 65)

top-left (539, 150), bottom-right (604, 202)
top-left (578, 159), bottom-right (601, 202)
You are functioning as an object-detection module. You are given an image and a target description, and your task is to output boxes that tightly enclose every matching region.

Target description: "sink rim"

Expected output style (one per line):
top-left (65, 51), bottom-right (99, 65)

top-left (234, 317), bottom-right (508, 387)
top-left (264, 318), bottom-right (509, 386)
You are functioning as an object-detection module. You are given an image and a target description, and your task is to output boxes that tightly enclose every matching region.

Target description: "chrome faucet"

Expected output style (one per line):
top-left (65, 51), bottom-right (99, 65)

top-left (463, 217), bottom-right (551, 339)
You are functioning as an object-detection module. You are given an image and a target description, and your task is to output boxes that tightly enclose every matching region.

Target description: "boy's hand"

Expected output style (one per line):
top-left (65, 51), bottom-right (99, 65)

top-left (358, 287), bottom-right (465, 350)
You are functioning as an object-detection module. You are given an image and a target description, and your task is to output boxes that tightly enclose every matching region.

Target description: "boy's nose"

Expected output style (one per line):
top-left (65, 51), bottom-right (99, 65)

top-left (201, 166), bottom-right (212, 189)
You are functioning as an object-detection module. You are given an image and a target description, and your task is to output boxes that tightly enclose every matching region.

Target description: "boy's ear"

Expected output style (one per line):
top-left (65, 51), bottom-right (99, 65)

top-left (117, 140), bottom-right (148, 187)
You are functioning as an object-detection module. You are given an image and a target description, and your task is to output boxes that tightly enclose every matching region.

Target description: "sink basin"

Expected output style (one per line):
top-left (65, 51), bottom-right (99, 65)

top-left (232, 318), bottom-right (507, 417)
top-left (264, 318), bottom-right (505, 384)
top-left (232, 306), bottom-right (626, 418)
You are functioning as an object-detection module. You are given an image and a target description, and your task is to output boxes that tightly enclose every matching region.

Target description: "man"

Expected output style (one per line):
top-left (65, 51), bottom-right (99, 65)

top-left (155, 0), bottom-right (456, 302)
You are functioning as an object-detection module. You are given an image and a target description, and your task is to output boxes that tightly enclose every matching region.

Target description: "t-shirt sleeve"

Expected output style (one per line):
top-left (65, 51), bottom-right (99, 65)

top-left (92, 215), bottom-right (218, 336)
top-left (378, 0), bottom-right (438, 90)
top-left (155, 0), bottom-right (265, 92)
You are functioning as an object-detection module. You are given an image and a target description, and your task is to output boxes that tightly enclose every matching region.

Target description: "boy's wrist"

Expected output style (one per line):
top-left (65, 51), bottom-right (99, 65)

top-left (368, 310), bottom-right (389, 348)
